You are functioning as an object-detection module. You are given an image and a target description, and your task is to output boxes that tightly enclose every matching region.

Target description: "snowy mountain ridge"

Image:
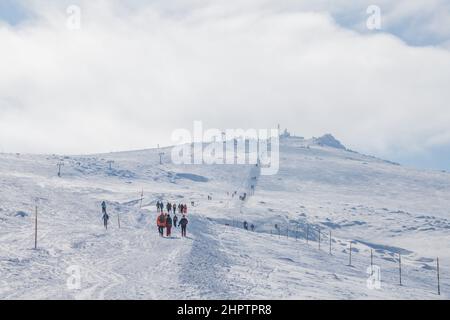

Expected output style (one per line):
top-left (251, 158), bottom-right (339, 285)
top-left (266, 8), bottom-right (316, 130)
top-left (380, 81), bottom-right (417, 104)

top-left (0, 136), bottom-right (449, 299)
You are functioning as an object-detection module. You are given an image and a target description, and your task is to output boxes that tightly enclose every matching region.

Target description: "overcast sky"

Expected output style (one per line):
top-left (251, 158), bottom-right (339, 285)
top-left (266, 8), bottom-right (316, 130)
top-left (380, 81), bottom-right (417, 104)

top-left (1, 0), bottom-right (450, 171)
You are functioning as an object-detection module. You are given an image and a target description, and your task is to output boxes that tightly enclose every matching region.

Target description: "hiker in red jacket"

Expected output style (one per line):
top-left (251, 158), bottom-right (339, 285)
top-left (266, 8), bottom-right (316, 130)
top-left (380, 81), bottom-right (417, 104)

top-left (165, 214), bottom-right (173, 237)
top-left (156, 212), bottom-right (166, 236)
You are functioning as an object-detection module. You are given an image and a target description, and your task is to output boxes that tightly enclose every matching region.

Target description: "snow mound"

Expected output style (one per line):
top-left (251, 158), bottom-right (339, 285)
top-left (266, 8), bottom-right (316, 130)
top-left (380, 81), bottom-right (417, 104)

top-left (15, 211), bottom-right (29, 218)
top-left (314, 134), bottom-right (346, 149)
top-left (174, 173), bottom-right (209, 182)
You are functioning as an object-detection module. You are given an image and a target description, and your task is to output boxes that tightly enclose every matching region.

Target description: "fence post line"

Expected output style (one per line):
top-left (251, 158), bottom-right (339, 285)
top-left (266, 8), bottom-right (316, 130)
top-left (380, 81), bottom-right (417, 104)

top-left (437, 257), bottom-right (441, 295)
top-left (34, 206), bottom-right (38, 249)
top-left (118, 213), bottom-right (121, 229)
top-left (399, 254), bottom-right (402, 286)
top-left (329, 231), bottom-right (332, 255)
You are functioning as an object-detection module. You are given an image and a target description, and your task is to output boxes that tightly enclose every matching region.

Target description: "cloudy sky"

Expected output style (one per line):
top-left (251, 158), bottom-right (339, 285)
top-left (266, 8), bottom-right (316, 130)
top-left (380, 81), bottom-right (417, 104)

top-left (1, 0), bottom-right (450, 171)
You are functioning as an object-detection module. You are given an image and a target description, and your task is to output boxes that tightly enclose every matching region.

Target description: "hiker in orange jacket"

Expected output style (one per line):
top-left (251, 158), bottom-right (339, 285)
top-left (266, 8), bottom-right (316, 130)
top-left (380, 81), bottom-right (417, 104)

top-left (157, 212), bottom-right (166, 236)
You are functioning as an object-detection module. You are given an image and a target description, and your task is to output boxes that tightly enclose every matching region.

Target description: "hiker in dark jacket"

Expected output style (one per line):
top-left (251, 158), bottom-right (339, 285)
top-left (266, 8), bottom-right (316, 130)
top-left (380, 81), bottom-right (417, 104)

top-left (172, 203), bottom-right (177, 214)
top-left (101, 201), bottom-right (107, 214)
top-left (102, 212), bottom-right (109, 230)
top-left (156, 201), bottom-right (161, 213)
top-left (243, 221), bottom-right (248, 230)
top-left (165, 214), bottom-right (173, 237)
top-left (173, 214), bottom-right (178, 228)
top-left (166, 202), bottom-right (172, 213)
top-left (179, 215), bottom-right (188, 237)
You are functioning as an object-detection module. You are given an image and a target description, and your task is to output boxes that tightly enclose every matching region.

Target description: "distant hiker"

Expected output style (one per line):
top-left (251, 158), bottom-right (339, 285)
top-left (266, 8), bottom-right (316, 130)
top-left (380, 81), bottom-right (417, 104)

top-left (166, 202), bottom-right (172, 213)
top-left (191, 201), bottom-right (194, 206)
top-left (165, 214), bottom-right (173, 237)
top-left (183, 204), bottom-right (188, 214)
top-left (173, 214), bottom-right (178, 228)
top-left (101, 201), bottom-right (107, 214)
top-left (243, 221), bottom-right (248, 230)
top-left (250, 224), bottom-right (255, 232)
top-left (156, 201), bottom-right (161, 213)
top-left (102, 212), bottom-right (109, 230)
top-left (157, 212), bottom-right (166, 236)
top-left (179, 215), bottom-right (188, 237)
top-left (159, 202), bottom-right (164, 212)
top-left (172, 203), bottom-right (177, 214)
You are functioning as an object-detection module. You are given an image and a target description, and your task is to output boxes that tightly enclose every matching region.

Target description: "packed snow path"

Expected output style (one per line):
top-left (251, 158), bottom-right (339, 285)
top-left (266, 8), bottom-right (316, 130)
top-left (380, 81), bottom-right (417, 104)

top-left (1, 137), bottom-right (449, 299)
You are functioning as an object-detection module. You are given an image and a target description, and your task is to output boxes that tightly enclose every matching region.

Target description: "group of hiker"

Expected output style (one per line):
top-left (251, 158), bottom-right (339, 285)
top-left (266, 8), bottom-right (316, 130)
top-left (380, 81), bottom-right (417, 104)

top-left (156, 201), bottom-right (187, 215)
top-left (100, 200), bottom-right (189, 238)
top-left (243, 220), bottom-right (255, 231)
top-left (155, 201), bottom-right (189, 237)
top-left (156, 209), bottom-right (189, 238)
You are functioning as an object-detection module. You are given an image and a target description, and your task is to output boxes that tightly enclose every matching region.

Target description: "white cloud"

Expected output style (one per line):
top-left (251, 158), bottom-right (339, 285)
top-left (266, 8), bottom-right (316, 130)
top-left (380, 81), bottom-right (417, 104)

top-left (0, 0), bottom-right (450, 162)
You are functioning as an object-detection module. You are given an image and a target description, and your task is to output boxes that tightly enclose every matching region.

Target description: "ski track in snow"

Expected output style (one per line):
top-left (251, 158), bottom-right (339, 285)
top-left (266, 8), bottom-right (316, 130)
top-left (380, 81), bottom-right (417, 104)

top-left (1, 138), bottom-right (450, 299)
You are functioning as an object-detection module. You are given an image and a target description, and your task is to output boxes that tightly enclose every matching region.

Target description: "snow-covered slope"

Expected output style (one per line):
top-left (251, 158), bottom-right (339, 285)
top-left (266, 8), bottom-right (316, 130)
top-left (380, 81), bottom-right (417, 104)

top-left (0, 136), bottom-right (449, 299)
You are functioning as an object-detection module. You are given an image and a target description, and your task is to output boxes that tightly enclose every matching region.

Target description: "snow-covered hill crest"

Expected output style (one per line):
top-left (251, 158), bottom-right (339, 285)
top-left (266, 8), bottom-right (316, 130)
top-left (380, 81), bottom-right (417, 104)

top-left (0, 136), bottom-right (449, 299)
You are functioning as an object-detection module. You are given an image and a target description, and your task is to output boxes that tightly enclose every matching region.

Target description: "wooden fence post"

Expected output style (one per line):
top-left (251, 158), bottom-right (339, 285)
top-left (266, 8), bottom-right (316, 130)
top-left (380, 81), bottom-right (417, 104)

top-left (306, 224), bottom-right (309, 244)
top-left (348, 242), bottom-right (352, 266)
top-left (370, 249), bottom-right (374, 275)
top-left (318, 228), bottom-right (321, 250)
top-left (34, 206), bottom-right (38, 249)
top-left (139, 189), bottom-right (144, 209)
top-left (329, 231), bottom-right (332, 255)
top-left (118, 213), bottom-right (121, 229)
top-left (437, 257), bottom-right (441, 295)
